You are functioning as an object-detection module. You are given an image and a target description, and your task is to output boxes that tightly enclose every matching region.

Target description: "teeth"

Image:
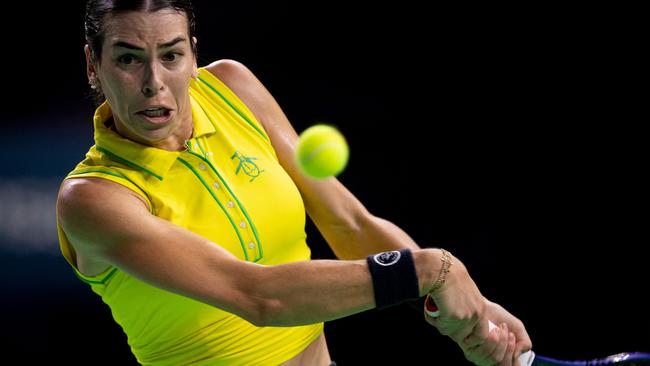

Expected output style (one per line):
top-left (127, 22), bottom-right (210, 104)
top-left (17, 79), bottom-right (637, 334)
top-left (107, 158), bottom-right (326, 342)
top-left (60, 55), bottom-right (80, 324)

top-left (143, 108), bottom-right (166, 117)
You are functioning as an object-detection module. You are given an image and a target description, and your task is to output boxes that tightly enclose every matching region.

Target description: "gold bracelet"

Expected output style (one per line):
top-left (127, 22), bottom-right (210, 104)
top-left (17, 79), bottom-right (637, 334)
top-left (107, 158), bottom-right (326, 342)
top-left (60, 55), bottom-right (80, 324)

top-left (430, 249), bottom-right (453, 293)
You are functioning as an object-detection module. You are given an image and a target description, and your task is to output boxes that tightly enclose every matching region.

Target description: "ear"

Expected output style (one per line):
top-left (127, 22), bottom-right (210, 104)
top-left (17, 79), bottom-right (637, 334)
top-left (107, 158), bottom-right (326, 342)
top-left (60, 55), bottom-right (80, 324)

top-left (85, 44), bottom-right (96, 81)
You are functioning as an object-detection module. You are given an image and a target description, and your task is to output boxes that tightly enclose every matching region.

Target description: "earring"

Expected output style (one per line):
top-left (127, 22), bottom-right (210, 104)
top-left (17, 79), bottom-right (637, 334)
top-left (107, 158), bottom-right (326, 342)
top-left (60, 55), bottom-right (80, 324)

top-left (89, 77), bottom-right (98, 90)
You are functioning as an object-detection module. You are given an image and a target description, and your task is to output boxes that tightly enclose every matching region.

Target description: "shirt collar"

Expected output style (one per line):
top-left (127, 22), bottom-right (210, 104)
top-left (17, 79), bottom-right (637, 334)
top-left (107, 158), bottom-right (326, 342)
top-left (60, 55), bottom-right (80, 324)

top-left (189, 91), bottom-right (217, 138)
top-left (93, 92), bottom-right (215, 181)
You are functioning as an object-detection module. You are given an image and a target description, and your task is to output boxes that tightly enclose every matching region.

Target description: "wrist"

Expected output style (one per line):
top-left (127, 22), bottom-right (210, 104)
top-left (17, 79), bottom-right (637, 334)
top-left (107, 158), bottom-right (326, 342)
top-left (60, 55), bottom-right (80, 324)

top-left (414, 248), bottom-right (455, 296)
top-left (430, 248), bottom-right (453, 295)
top-left (414, 248), bottom-right (442, 296)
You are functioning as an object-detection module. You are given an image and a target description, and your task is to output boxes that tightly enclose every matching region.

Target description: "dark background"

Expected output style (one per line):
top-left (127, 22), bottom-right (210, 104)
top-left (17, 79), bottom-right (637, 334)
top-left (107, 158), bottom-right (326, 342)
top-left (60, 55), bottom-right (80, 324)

top-left (1, 1), bottom-right (647, 364)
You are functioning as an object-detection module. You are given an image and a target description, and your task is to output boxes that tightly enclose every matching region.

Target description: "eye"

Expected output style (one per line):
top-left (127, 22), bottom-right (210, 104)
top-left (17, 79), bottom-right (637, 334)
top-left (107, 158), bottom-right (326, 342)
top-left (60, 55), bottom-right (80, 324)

top-left (117, 54), bottom-right (139, 65)
top-left (162, 52), bottom-right (182, 62)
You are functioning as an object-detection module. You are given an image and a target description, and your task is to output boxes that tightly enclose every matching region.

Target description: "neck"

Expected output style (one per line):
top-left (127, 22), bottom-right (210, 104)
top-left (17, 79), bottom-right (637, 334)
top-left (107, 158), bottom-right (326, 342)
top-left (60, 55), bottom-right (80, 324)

top-left (111, 116), bottom-right (193, 152)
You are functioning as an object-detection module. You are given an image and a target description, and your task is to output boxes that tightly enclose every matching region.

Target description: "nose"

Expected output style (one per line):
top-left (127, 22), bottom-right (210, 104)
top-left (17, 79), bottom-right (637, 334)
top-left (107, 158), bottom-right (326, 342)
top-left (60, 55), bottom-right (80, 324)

top-left (142, 62), bottom-right (164, 97)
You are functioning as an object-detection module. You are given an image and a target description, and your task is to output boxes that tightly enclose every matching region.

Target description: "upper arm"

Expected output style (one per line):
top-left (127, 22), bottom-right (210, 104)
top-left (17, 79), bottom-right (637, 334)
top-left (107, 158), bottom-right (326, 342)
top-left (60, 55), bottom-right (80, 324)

top-left (57, 178), bottom-right (265, 324)
top-left (205, 60), bottom-right (373, 256)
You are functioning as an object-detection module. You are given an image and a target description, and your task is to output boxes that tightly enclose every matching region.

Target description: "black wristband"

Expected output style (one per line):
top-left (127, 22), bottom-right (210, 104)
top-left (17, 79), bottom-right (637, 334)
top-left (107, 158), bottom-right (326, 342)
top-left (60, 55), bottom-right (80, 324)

top-left (366, 249), bottom-right (420, 309)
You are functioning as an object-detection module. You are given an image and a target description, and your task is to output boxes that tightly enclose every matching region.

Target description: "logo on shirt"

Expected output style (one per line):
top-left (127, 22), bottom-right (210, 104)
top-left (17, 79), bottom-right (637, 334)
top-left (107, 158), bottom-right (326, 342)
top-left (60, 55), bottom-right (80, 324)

top-left (231, 151), bottom-right (264, 182)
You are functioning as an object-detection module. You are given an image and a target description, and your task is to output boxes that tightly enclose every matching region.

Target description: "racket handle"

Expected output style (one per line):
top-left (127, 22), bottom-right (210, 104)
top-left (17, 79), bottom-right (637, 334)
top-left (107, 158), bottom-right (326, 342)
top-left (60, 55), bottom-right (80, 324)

top-left (425, 295), bottom-right (535, 366)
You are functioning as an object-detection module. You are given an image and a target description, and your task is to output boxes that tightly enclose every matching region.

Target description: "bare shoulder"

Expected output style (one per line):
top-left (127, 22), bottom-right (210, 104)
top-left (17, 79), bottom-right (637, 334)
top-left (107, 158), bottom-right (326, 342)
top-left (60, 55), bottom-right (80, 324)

top-left (58, 178), bottom-right (148, 219)
top-left (204, 59), bottom-right (258, 87)
top-left (57, 178), bottom-right (150, 246)
top-left (203, 59), bottom-right (277, 122)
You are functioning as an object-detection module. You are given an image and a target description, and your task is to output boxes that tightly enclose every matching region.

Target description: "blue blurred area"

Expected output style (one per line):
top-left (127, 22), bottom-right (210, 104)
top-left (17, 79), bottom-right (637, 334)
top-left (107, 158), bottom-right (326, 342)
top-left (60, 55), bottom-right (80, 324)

top-left (1, 115), bottom-right (93, 178)
top-left (1, 1), bottom-right (647, 364)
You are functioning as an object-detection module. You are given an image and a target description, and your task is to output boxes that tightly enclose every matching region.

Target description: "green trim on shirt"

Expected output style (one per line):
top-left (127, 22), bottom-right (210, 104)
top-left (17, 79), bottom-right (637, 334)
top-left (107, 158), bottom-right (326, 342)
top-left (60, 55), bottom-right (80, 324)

top-left (197, 76), bottom-right (269, 142)
top-left (178, 157), bottom-right (250, 261)
top-left (74, 267), bottom-right (118, 285)
top-left (96, 146), bottom-right (164, 181)
top-left (187, 150), bottom-right (264, 261)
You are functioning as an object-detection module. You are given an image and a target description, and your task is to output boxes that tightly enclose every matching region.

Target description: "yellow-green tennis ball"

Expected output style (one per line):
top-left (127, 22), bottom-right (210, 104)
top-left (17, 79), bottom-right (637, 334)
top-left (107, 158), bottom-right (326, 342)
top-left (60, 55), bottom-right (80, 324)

top-left (296, 124), bottom-right (349, 179)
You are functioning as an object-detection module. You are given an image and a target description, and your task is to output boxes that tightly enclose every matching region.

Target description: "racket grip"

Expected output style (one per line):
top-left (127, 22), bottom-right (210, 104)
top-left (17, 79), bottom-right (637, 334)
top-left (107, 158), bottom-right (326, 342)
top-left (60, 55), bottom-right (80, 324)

top-left (425, 295), bottom-right (535, 366)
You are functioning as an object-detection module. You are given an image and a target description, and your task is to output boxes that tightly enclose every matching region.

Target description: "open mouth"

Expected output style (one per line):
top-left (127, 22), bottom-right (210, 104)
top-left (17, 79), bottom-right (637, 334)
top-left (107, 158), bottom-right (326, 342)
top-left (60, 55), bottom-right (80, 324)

top-left (137, 107), bottom-right (172, 123)
top-left (142, 108), bottom-right (169, 117)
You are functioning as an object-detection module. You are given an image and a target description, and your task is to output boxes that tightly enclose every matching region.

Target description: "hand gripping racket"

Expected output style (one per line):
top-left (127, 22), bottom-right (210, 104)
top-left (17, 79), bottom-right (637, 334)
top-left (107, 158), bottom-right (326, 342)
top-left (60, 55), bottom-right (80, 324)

top-left (424, 295), bottom-right (650, 365)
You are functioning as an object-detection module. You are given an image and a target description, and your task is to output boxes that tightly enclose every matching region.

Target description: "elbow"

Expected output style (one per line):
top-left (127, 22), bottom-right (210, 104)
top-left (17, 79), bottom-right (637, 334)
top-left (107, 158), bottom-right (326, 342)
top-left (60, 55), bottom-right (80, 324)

top-left (224, 292), bottom-right (268, 327)
top-left (245, 298), bottom-right (270, 327)
top-left (241, 296), bottom-right (283, 327)
top-left (227, 263), bottom-right (296, 327)
top-left (233, 271), bottom-right (282, 327)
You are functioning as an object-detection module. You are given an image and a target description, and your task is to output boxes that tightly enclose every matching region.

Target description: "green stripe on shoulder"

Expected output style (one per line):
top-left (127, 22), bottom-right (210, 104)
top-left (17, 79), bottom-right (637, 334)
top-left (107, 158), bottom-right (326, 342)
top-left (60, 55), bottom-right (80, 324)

top-left (66, 168), bottom-right (156, 215)
top-left (68, 168), bottom-right (128, 180)
top-left (197, 76), bottom-right (270, 142)
top-left (96, 146), bottom-right (163, 181)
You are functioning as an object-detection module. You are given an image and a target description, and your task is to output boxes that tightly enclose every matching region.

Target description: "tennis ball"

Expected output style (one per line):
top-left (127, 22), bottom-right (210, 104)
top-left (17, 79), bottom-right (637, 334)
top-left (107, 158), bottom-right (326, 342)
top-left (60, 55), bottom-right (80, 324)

top-left (295, 124), bottom-right (349, 179)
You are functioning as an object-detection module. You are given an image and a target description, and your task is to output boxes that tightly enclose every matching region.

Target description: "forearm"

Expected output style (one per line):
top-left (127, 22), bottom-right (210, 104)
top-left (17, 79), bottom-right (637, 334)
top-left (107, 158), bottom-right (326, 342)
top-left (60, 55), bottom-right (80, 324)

top-left (329, 214), bottom-right (420, 260)
top-left (249, 248), bottom-right (439, 326)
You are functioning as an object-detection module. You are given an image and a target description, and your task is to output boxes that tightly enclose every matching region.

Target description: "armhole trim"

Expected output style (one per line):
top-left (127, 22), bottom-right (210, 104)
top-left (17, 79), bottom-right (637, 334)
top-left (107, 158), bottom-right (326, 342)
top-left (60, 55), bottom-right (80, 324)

top-left (197, 75), bottom-right (270, 142)
top-left (67, 168), bottom-right (155, 215)
top-left (73, 266), bottom-right (118, 285)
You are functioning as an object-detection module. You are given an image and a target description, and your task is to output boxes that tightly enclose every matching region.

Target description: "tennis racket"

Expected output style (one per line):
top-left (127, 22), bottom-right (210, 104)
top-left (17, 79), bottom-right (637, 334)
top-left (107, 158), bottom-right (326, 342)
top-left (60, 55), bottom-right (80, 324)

top-left (424, 295), bottom-right (650, 365)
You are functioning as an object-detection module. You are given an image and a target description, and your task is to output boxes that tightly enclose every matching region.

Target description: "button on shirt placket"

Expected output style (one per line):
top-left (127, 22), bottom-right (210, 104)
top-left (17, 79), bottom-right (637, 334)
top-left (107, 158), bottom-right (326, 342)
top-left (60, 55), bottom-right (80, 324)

top-left (193, 153), bottom-right (258, 261)
top-left (231, 203), bottom-right (257, 260)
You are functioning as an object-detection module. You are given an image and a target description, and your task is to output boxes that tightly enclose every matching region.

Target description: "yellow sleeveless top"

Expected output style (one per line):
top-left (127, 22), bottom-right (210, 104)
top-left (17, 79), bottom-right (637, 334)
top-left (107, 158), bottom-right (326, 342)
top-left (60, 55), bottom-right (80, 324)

top-left (57, 68), bottom-right (323, 365)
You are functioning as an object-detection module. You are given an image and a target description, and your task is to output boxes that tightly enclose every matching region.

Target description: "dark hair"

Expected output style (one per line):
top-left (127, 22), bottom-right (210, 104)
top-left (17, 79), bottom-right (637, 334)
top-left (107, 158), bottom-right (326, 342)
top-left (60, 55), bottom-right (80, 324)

top-left (85, 0), bottom-right (197, 62)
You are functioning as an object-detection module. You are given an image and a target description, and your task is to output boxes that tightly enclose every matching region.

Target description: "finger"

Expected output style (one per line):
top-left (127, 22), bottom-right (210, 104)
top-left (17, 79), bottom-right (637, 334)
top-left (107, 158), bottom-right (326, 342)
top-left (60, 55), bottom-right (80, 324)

top-left (503, 332), bottom-right (516, 366)
top-left (463, 317), bottom-right (492, 348)
top-left (466, 322), bottom-right (501, 365)
top-left (513, 334), bottom-right (533, 358)
top-left (424, 313), bottom-right (456, 337)
top-left (490, 323), bottom-right (510, 365)
top-left (423, 295), bottom-right (445, 330)
top-left (424, 313), bottom-right (460, 340)
top-left (423, 293), bottom-right (440, 318)
top-left (423, 297), bottom-right (464, 338)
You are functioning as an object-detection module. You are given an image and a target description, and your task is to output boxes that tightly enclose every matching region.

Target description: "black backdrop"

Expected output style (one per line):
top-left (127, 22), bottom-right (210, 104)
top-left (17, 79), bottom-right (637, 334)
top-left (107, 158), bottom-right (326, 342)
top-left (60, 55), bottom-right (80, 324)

top-left (1, 1), bottom-right (647, 364)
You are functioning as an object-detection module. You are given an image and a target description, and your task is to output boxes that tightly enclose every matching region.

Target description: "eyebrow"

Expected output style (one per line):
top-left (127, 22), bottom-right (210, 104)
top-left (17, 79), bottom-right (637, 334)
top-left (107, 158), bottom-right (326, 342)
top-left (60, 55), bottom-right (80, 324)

top-left (112, 36), bottom-right (187, 51)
